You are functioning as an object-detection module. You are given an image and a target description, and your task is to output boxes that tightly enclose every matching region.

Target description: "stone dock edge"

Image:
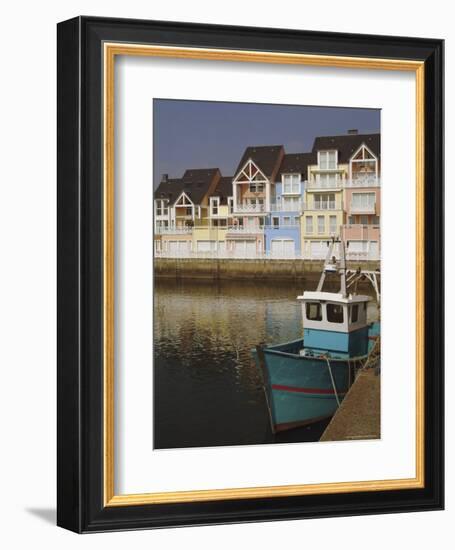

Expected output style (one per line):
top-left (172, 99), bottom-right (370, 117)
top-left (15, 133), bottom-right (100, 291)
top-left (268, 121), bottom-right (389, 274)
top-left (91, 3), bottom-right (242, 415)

top-left (154, 258), bottom-right (380, 281)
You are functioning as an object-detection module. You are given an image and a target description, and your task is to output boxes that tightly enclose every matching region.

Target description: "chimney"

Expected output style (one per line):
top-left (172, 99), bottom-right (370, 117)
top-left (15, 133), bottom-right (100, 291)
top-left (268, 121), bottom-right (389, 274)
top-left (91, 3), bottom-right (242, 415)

top-left (348, 129), bottom-right (358, 135)
top-left (161, 173), bottom-right (169, 183)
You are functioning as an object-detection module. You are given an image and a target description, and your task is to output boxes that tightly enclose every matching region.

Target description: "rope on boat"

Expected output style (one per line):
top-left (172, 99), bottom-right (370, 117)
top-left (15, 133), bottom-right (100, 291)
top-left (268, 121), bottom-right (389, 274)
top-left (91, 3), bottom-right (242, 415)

top-left (360, 336), bottom-right (381, 372)
top-left (325, 356), bottom-right (341, 408)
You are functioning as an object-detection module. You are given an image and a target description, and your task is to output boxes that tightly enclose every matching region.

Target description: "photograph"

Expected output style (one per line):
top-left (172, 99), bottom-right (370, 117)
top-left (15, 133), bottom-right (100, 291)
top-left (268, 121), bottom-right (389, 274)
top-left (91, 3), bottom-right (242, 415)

top-left (153, 99), bottom-right (381, 449)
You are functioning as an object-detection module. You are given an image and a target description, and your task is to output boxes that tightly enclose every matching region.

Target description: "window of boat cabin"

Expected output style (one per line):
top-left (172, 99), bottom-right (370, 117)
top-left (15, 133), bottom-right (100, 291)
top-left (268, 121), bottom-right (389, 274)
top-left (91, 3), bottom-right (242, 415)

top-left (306, 302), bottom-right (322, 321)
top-left (327, 303), bottom-right (344, 323)
top-left (350, 304), bottom-right (359, 323)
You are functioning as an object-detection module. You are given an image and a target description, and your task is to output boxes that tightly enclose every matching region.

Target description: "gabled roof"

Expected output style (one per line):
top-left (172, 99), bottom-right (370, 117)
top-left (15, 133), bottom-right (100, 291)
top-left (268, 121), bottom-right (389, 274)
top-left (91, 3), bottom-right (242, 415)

top-left (277, 152), bottom-right (315, 179)
top-left (234, 145), bottom-right (284, 180)
top-left (312, 133), bottom-right (380, 163)
top-left (181, 168), bottom-right (221, 203)
top-left (210, 176), bottom-right (233, 205)
top-left (155, 168), bottom-right (221, 205)
top-left (154, 178), bottom-right (185, 204)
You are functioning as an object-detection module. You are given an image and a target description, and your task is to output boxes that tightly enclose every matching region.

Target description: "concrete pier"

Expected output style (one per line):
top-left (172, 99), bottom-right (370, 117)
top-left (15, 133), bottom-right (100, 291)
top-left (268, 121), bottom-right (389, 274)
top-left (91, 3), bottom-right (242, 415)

top-left (320, 368), bottom-right (380, 442)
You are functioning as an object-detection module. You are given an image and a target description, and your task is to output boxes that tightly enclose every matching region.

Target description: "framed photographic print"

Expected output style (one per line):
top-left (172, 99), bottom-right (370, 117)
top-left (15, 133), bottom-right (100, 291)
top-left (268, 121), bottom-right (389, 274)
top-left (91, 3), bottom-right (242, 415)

top-left (57, 16), bottom-right (444, 532)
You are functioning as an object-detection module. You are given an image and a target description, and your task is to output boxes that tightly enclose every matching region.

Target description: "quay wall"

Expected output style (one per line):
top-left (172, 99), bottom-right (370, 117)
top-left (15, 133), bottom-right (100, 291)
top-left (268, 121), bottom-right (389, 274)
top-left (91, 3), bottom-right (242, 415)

top-left (154, 258), bottom-right (380, 282)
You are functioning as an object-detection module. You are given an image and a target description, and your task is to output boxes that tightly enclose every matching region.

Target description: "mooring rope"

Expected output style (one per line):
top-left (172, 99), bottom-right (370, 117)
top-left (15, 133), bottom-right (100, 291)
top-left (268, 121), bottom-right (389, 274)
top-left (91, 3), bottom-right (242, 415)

top-left (325, 356), bottom-right (341, 407)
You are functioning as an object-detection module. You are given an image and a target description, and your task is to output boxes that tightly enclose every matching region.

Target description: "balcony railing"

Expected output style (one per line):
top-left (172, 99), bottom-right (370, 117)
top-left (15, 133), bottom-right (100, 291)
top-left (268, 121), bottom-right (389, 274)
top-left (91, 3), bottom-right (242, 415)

top-left (304, 201), bottom-right (338, 210)
top-left (265, 224), bottom-right (300, 230)
top-left (226, 225), bottom-right (264, 234)
top-left (155, 226), bottom-right (193, 235)
top-left (341, 224), bottom-right (380, 240)
top-left (306, 179), bottom-right (343, 190)
top-left (269, 202), bottom-right (304, 212)
top-left (233, 203), bottom-right (266, 213)
top-left (350, 203), bottom-right (376, 214)
top-left (345, 175), bottom-right (380, 187)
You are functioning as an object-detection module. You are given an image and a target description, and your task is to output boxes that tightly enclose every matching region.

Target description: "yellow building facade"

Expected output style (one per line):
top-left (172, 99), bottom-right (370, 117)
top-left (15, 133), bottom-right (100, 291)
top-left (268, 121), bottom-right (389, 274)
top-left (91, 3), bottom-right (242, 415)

top-left (301, 158), bottom-right (347, 259)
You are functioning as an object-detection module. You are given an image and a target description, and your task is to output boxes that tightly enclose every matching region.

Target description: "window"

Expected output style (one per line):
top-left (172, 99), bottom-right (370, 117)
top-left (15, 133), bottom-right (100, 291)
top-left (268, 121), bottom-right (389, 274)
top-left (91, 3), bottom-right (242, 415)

top-left (157, 220), bottom-right (168, 229)
top-left (227, 197), bottom-right (234, 214)
top-left (329, 215), bottom-right (337, 234)
top-left (350, 304), bottom-right (359, 323)
top-left (249, 181), bottom-right (264, 193)
top-left (317, 216), bottom-right (325, 234)
top-left (186, 207), bottom-right (192, 216)
top-left (327, 303), bottom-right (344, 323)
top-left (306, 302), bottom-right (322, 321)
top-left (372, 215), bottom-right (380, 225)
top-left (351, 192), bottom-right (375, 211)
top-left (348, 215), bottom-right (355, 225)
top-left (156, 200), bottom-right (168, 216)
top-left (272, 216), bottom-right (279, 228)
top-left (314, 193), bottom-right (336, 210)
top-left (294, 216), bottom-right (299, 226)
top-left (315, 173), bottom-right (339, 188)
top-left (305, 216), bottom-right (313, 234)
top-left (282, 174), bottom-right (301, 194)
top-left (283, 216), bottom-right (291, 226)
top-left (360, 215), bottom-right (369, 225)
top-left (282, 196), bottom-right (301, 211)
top-left (318, 150), bottom-right (337, 170)
top-left (210, 197), bottom-right (220, 216)
top-left (348, 240), bottom-right (368, 253)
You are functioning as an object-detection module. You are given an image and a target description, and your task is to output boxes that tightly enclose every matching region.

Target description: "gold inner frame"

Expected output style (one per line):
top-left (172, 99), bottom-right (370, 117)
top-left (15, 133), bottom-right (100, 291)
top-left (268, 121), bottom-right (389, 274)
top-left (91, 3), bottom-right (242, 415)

top-left (103, 43), bottom-right (425, 507)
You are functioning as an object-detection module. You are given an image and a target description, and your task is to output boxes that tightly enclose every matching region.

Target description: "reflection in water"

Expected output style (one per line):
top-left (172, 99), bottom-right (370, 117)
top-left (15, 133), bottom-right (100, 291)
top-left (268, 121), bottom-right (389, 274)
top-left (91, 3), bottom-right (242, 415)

top-left (154, 278), bottom-right (378, 449)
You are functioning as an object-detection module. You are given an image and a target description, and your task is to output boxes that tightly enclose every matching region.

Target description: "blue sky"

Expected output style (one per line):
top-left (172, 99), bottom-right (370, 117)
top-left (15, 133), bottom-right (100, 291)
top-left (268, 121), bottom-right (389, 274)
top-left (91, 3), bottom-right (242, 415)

top-left (153, 99), bottom-right (380, 188)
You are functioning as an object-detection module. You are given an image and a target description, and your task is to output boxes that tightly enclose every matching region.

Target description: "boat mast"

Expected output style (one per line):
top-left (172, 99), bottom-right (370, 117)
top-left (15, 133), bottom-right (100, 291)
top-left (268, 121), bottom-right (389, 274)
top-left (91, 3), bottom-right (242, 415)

top-left (316, 238), bottom-right (335, 292)
top-left (339, 237), bottom-right (347, 298)
top-left (316, 236), bottom-right (347, 297)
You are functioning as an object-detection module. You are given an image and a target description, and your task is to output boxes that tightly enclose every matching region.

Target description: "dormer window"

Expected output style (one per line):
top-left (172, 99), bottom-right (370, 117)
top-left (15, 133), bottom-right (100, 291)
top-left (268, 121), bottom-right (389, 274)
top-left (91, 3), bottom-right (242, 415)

top-left (210, 197), bottom-right (220, 216)
top-left (282, 174), bottom-right (301, 194)
top-left (156, 199), bottom-right (168, 216)
top-left (318, 150), bottom-right (337, 170)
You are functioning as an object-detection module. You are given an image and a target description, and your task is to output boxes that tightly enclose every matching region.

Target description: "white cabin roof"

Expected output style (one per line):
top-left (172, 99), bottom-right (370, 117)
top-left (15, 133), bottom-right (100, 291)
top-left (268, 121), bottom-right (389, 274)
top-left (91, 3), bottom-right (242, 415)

top-left (298, 291), bottom-right (371, 304)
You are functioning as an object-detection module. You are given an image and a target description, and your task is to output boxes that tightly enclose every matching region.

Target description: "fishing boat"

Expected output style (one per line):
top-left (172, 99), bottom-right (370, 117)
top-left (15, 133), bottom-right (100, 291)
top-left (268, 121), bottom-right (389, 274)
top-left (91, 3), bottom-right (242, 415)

top-left (252, 237), bottom-right (380, 433)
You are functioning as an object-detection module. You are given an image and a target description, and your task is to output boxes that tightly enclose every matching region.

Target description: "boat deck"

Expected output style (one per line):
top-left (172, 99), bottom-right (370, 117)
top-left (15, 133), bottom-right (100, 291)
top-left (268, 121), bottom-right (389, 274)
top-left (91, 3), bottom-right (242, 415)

top-left (319, 368), bottom-right (380, 442)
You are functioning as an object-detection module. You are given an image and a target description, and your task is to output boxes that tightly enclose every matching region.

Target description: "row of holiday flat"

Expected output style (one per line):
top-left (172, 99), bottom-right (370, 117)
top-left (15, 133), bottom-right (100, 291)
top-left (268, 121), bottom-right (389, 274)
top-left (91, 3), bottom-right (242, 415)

top-left (154, 131), bottom-right (381, 260)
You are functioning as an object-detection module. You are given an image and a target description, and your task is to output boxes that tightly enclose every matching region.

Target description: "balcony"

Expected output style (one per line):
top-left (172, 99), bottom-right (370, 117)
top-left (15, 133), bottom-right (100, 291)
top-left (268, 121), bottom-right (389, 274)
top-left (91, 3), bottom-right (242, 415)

top-left (341, 224), bottom-right (380, 241)
top-left (350, 202), bottom-right (376, 214)
top-left (304, 201), bottom-right (337, 210)
top-left (233, 203), bottom-right (266, 213)
top-left (155, 226), bottom-right (193, 235)
top-left (226, 225), bottom-right (264, 236)
top-left (269, 201), bottom-right (304, 212)
top-left (345, 175), bottom-right (380, 188)
top-left (306, 179), bottom-right (342, 190)
top-left (265, 224), bottom-right (300, 231)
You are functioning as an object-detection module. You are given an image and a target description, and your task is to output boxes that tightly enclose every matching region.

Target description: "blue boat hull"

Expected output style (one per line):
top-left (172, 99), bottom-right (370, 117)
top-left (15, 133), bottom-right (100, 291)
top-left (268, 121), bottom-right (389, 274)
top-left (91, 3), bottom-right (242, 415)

top-left (252, 324), bottom-right (379, 433)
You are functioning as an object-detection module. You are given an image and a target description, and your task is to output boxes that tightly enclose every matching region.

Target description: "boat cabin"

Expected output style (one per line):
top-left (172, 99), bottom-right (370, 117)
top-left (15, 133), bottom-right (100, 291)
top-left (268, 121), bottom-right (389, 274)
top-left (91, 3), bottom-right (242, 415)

top-left (298, 291), bottom-right (371, 356)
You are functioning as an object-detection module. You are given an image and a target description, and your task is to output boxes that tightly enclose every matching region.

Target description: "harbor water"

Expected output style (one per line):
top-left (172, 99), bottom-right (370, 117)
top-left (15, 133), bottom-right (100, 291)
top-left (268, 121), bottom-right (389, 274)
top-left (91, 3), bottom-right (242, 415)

top-left (154, 278), bottom-right (378, 449)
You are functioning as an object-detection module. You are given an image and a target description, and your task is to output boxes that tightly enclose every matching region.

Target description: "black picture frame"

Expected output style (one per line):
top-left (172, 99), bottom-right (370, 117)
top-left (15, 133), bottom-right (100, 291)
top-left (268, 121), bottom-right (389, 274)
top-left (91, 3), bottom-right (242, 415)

top-left (57, 16), bottom-right (444, 533)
